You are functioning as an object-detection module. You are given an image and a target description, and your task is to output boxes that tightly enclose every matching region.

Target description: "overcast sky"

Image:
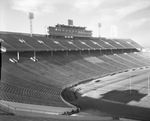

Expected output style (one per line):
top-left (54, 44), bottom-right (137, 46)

top-left (0, 0), bottom-right (150, 47)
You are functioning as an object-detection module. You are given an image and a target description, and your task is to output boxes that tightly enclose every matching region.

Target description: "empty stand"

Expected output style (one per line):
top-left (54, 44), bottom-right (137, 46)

top-left (1, 71), bottom-right (69, 107)
top-left (34, 36), bottom-right (65, 50)
top-left (112, 39), bottom-right (134, 48)
top-left (130, 53), bottom-right (150, 65)
top-left (92, 38), bottom-right (114, 49)
top-left (52, 38), bottom-right (79, 50)
top-left (102, 38), bottom-right (125, 49)
top-left (1, 31), bottom-right (150, 121)
top-left (0, 32), bottom-right (141, 51)
top-left (126, 39), bottom-right (142, 49)
top-left (120, 53), bottom-right (149, 67)
top-left (1, 50), bottom-right (150, 109)
top-left (108, 54), bottom-right (140, 68)
top-left (0, 33), bottom-right (33, 51)
top-left (16, 34), bottom-right (50, 51)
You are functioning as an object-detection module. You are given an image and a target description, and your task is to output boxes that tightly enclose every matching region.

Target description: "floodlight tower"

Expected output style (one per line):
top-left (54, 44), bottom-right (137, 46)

top-left (29, 12), bottom-right (34, 37)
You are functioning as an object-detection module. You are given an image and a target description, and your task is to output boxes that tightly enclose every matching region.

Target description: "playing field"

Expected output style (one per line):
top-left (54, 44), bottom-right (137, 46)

top-left (72, 68), bottom-right (150, 120)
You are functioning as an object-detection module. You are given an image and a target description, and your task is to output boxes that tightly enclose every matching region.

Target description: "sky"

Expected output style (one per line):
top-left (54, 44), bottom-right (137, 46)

top-left (0, 0), bottom-right (150, 47)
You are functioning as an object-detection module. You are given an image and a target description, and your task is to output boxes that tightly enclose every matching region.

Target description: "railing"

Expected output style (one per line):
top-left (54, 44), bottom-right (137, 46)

top-left (0, 100), bottom-right (60, 115)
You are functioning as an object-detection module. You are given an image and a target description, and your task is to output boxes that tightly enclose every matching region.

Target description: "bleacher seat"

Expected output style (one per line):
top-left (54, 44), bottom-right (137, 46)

top-left (1, 31), bottom-right (150, 121)
top-left (0, 32), bottom-right (141, 51)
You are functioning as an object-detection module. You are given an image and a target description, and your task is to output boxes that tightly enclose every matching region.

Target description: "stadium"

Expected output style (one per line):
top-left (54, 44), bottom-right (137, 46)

top-left (0, 16), bottom-right (150, 121)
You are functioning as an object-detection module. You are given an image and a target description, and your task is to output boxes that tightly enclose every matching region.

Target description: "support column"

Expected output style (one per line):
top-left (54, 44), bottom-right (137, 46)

top-left (88, 49), bottom-right (90, 55)
top-left (130, 74), bottom-right (132, 93)
top-left (34, 51), bottom-right (36, 59)
top-left (148, 75), bottom-right (150, 96)
top-left (111, 49), bottom-right (113, 54)
top-left (66, 50), bottom-right (68, 56)
top-left (17, 52), bottom-right (20, 61)
top-left (80, 50), bottom-right (81, 55)
top-left (51, 51), bottom-right (53, 57)
top-left (99, 49), bottom-right (101, 55)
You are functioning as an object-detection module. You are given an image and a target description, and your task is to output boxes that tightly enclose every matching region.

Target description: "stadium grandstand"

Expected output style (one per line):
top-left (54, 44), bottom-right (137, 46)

top-left (0, 20), bottom-right (150, 121)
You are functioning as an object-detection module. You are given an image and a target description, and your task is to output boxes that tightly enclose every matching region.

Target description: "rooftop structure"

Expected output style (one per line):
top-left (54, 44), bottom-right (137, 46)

top-left (48, 20), bottom-right (92, 38)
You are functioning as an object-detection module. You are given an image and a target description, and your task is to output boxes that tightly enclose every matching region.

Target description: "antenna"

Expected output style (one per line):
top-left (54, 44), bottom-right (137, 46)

top-left (29, 12), bottom-right (34, 37)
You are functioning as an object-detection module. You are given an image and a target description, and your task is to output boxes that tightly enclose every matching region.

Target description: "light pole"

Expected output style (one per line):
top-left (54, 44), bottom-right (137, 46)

top-left (130, 74), bottom-right (132, 93)
top-left (98, 23), bottom-right (101, 38)
top-left (111, 25), bottom-right (118, 38)
top-left (29, 12), bottom-right (34, 37)
top-left (148, 74), bottom-right (150, 96)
